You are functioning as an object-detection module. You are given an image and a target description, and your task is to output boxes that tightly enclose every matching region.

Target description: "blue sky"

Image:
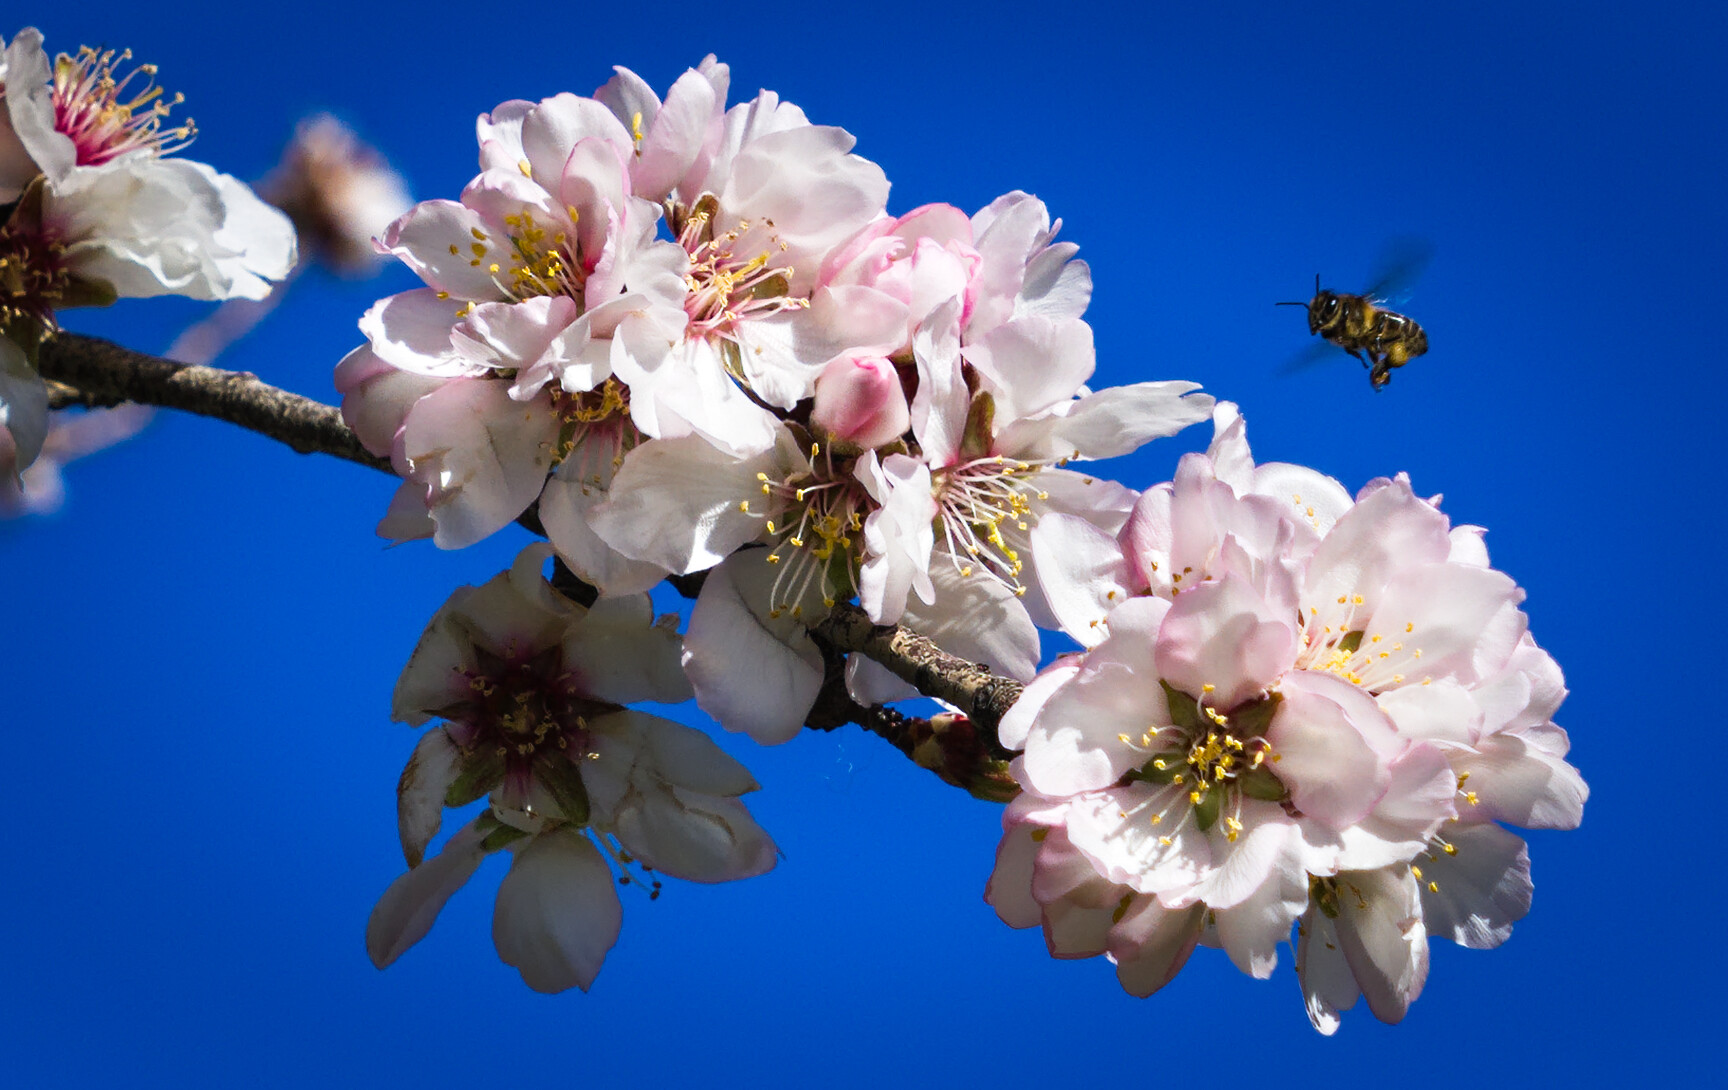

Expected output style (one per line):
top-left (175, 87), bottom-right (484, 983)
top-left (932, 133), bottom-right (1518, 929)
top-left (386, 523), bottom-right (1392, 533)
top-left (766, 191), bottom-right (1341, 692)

top-left (3, 2), bottom-right (1720, 1085)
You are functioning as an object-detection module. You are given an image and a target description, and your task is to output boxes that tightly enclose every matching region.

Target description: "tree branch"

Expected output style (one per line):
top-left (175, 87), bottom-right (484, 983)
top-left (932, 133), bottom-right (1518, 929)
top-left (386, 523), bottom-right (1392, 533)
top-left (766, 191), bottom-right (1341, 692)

top-left (38, 332), bottom-right (391, 474)
top-left (810, 603), bottom-right (1025, 752)
top-left (36, 330), bottom-right (1029, 800)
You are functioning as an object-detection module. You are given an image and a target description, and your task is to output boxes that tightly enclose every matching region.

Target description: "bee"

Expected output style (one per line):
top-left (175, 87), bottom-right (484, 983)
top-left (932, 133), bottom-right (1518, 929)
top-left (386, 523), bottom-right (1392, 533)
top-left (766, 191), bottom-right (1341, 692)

top-left (1278, 240), bottom-right (1431, 390)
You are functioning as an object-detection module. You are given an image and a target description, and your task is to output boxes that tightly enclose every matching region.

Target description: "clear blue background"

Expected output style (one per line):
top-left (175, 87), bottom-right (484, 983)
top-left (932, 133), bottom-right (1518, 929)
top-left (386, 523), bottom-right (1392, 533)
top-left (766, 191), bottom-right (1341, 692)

top-left (4, 2), bottom-right (1718, 1084)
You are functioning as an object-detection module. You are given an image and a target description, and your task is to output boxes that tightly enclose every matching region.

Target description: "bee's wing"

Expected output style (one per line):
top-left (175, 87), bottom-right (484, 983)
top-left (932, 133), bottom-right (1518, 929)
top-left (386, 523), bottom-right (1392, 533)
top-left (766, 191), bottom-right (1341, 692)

top-left (1279, 340), bottom-right (1343, 375)
top-left (1364, 236), bottom-right (1433, 306)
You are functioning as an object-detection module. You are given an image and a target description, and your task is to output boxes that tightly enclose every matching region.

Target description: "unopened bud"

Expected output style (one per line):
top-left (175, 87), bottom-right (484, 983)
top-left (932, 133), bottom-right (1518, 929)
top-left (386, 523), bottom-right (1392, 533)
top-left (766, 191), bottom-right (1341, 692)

top-left (809, 354), bottom-right (910, 450)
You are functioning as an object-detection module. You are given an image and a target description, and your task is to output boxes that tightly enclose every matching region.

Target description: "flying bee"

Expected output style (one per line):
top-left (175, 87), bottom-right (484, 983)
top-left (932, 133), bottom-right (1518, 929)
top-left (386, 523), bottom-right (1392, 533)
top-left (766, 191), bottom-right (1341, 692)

top-left (1278, 240), bottom-right (1432, 390)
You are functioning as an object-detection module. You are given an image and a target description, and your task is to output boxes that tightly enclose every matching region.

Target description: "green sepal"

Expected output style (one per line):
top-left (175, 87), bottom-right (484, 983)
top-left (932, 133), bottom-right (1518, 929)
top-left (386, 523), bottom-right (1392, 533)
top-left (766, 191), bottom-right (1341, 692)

top-left (1125, 751), bottom-right (1190, 786)
top-left (1310, 876), bottom-right (1342, 920)
top-left (479, 823), bottom-right (530, 853)
top-left (1237, 766), bottom-right (1289, 802)
top-left (750, 268), bottom-right (792, 300)
top-left (959, 391), bottom-right (996, 461)
top-left (47, 275), bottom-right (116, 312)
top-left (1336, 630), bottom-right (1365, 654)
top-left (1161, 680), bottom-right (1205, 733)
top-left (532, 753), bottom-right (591, 826)
top-left (444, 747), bottom-right (506, 807)
top-left (1229, 691), bottom-right (1284, 739)
top-left (1193, 786), bottom-right (1222, 831)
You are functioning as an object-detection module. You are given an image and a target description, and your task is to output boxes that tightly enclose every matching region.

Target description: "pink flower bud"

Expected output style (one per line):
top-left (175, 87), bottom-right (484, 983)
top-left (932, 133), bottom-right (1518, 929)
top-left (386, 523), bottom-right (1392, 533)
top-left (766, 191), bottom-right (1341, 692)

top-left (809, 354), bottom-right (910, 449)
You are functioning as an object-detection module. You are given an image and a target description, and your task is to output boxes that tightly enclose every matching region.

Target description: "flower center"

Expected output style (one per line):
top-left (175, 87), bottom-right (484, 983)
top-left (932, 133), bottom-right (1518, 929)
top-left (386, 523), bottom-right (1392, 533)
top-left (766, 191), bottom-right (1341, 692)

top-left (452, 209), bottom-right (584, 306)
top-left (441, 643), bottom-right (617, 820)
top-left (550, 379), bottom-right (634, 469)
top-left (0, 215), bottom-right (69, 344)
top-left (1296, 596), bottom-right (1430, 692)
top-left (754, 439), bottom-right (872, 617)
top-left (677, 206), bottom-right (804, 341)
top-left (51, 46), bottom-right (195, 166)
top-left (1118, 685), bottom-right (1287, 843)
top-left (932, 454), bottom-right (1050, 597)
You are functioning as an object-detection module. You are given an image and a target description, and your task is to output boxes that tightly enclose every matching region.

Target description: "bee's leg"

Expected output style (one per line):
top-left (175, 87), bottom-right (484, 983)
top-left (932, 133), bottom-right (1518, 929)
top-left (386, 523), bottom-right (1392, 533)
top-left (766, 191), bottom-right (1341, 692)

top-left (1346, 348), bottom-right (1369, 370)
top-left (1368, 355), bottom-right (1391, 390)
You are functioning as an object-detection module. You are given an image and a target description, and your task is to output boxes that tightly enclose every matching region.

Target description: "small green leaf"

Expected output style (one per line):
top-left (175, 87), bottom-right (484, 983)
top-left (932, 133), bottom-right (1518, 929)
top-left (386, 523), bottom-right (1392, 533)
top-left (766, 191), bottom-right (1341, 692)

top-left (1237, 766), bottom-right (1289, 802)
top-left (444, 747), bottom-right (506, 807)
top-left (1161, 680), bottom-right (1205, 732)
top-left (1126, 751), bottom-right (1191, 786)
top-left (480, 823), bottom-right (530, 853)
top-left (1193, 786), bottom-right (1222, 831)
top-left (533, 754), bottom-right (591, 826)
top-left (1229, 692), bottom-right (1284, 738)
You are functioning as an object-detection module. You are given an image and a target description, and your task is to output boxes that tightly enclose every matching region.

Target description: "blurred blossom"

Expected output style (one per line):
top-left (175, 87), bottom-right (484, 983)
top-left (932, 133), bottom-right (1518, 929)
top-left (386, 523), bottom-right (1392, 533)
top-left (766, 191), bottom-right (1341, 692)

top-left (367, 544), bottom-right (777, 993)
top-left (0, 402), bottom-right (151, 516)
top-left (259, 114), bottom-right (411, 276)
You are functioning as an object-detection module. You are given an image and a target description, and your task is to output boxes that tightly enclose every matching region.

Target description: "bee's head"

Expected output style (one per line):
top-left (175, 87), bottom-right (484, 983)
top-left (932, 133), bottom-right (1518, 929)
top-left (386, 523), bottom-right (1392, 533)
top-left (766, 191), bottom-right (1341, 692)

top-left (1277, 274), bottom-right (1333, 332)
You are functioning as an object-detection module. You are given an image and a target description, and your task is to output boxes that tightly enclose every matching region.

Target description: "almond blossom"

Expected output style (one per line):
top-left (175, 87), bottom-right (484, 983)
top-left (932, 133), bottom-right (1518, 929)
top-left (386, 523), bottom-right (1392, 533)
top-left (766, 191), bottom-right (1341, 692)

top-left (594, 60), bottom-right (892, 416)
top-left (0, 27), bottom-right (295, 471)
top-left (988, 404), bottom-right (1585, 1029)
top-left (366, 545), bottom-right (777, 993)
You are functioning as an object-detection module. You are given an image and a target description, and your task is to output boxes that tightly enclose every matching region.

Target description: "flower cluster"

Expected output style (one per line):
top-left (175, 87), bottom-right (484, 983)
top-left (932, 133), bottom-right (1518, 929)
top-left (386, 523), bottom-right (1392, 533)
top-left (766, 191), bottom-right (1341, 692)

top-left (368, 544), bottom-right (776, 992)
top-left (986, 404), bottom-right (1586, 1031)
top-left (5, 29), bottom-right (1587, 1024)
top-left (339, 56), bottom-right (1214, 747)
top-left (0, 27), bottom-right (295, 472)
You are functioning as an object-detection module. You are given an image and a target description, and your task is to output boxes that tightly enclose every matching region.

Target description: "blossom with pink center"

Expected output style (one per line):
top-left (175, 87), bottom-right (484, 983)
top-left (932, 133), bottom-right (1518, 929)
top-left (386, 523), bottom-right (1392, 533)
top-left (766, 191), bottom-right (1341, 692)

top-left (366, 545), bottom-right (777, 993)
top-left (1, 29), bottom-right (197, 196)
top-left (871, 299), bottom-right (1212, 645)
top-left (340, 88), bottom-right (730, 584)
top-left (0, 28), bottom-right (295, 471)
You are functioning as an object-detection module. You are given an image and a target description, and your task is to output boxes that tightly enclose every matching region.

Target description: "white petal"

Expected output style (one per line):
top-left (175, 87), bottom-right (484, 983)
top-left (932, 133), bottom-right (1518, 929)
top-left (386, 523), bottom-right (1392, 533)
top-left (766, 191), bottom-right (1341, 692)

top-left (612, 787), bottom-right (778, 884)
top-left (681, 553), bottom-right (824, 745)
top-left (1044, 381), bottom-right (1214, 462)
top-left (397, 728), bottom-right (462, 867)
top-left (366, 824), bottom-right (488, 969)
top-left (587, 433), bottom-right (781, 573)
top-left (492, 828), bottom-right (622, 993)
top-left (1417, 823), bottom-right (1532, 949)
top-left (1296, 905), bottom-right (1357, 1035)
top-left (1111, 898), bottom-right (1205, 998)
top-left (1334, 866), bottom-right (1429, 1025)
top-left (563, 597), bottom-right (692, 705)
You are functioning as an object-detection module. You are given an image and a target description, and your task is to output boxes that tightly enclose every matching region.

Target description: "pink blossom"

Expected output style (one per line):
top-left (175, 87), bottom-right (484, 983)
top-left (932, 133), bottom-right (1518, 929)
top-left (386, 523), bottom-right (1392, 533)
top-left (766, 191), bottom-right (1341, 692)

top-left (810, 354), bottom-right (911, 450)
top-left (990, 404), bottom-right (1585, 1029)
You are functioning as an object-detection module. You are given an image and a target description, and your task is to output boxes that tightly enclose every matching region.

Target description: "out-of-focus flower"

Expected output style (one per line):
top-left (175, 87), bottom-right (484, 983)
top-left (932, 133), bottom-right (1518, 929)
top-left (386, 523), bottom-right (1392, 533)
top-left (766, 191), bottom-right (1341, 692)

top-left (366, 545), bottom-right (777, 993)
top-left (0, 401), bottom-right (151, 516)
top-left (258, 114), bottom-right (411, 276)
top-left (988, 404), bottom-right (1585, 1032)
